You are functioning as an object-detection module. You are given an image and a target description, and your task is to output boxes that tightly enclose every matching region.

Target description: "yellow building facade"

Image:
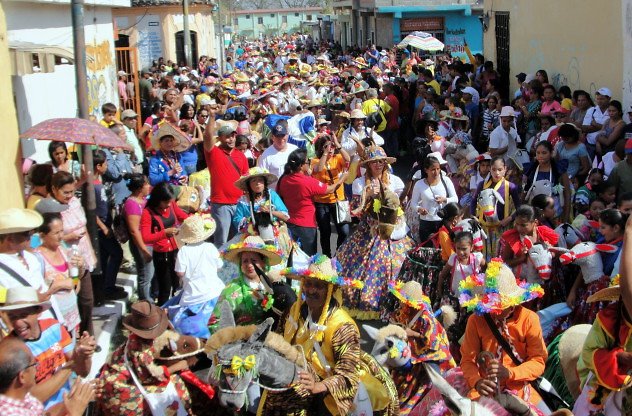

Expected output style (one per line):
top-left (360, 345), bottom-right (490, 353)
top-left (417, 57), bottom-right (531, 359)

top-left (483, 0), bottom-right (632, 110)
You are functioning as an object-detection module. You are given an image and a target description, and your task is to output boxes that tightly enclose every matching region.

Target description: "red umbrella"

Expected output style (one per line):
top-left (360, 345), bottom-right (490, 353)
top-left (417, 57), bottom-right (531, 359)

top-left (19, 118), bottom-right (132, 150)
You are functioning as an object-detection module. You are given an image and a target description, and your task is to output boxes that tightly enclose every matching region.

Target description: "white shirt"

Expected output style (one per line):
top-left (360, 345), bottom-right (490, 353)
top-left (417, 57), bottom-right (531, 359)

top-left (583, 106), bottom-right (610, 145)
top-left (447, 252), bottom-right (484, 294)
top-left (352, 174), bottom-right (405, 197)
top-left (274, 56), bottom-right (287, 73)
top-left (175, 242), bottom-right (224, 306)
top-left (0, 252), bottom-right (60, 322)
top-left (341, 126), bottom-right (385, 159)
top-left (489, 125), bottom-right (520, 161)
top-left (257, 144), bottom-right (298, 188)
top-left (409, 173), bottom-right (458, 222)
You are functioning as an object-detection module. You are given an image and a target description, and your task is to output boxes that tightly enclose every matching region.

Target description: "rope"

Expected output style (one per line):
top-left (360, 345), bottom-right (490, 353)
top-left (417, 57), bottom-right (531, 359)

top-left (405, 252), bottom-right (442, 269)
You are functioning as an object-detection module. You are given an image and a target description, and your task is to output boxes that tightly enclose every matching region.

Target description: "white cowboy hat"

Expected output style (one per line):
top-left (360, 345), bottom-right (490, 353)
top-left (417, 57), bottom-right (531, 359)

top-left (500, 106), bottom-right (516, 118)
top-left (0, 286), bottom-right (51, 311)
top-left (0, 208), bottom-right (43, 235)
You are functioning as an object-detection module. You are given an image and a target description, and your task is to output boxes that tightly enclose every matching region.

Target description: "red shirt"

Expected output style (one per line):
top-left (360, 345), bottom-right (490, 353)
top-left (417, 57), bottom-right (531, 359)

top-left (140, 201), bottom-right (189, 252)
top-left (205, 146), bottom-right (249, 204)
top-left (385, 93), bottom-right (400, 129)
top-left (277, 173), bottom-right (328, 228)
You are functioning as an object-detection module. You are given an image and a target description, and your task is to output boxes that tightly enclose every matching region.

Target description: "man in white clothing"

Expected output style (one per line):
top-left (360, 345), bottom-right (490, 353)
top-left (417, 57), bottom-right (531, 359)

top-left (489, 106), bottom-right (520, 166)
top-left (257, 123), bottom-right (298, 188)
top-left (340, 109), bottom-right (385, 160)
top-left (582, 87), bottom-right (611, 160)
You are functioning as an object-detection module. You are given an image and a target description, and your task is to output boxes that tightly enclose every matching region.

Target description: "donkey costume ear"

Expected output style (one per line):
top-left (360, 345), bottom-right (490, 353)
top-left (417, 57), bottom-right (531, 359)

top-left (588, 220), bottom-right (600, 229)
top-left (423, 363), bottom-right (472, 416)
top-left (362, 324), bottom-right (380, 341)
top-left (492, 189), bottom-right (505, 205)
top-left (548, 246), bottom-right (569, 255)
top-left (596, 244), bottom-right (619, 253)
top-left (218, 300), bottom-right (236, 329)
top-left (248, 317), bottom-right (274, 344)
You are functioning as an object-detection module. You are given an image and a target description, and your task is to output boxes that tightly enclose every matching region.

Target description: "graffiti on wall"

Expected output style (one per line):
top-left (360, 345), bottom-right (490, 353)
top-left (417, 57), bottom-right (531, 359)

top-left (85, 40), bottom-right (116, 117)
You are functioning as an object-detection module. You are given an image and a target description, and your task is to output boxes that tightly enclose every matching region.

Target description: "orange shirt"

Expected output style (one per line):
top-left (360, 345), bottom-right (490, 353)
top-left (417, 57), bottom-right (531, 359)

top-left (311, 154), bottom-right (346, 204)
top-left (460, 306), bottom-right (547, 404)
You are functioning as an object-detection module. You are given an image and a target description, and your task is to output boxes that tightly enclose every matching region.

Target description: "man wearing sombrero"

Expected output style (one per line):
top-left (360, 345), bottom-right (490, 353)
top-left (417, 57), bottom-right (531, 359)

top-left (258, 254), bottom-right (398, 416)
top-left (459, 258), bottom-right (549, 414)
top-left (574, 274), bottom-right (632, 415)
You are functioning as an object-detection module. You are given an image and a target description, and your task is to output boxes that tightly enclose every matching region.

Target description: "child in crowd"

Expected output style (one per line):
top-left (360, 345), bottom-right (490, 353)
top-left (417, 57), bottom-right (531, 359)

top-left (573, 199), bottom-right (606, 242)
top-left (618, 192), bottom-right (632, 214)
top-left (100, 102), bottom-right (118, 128)
top-left (597, 183), bottom-right (617, 209)
top-left (574, 168), bottom-right (604, 212)
top-left (532, 193), bottom-right (558, 229)
top-left (472, 157), bottom-right (521, 259)
top-left (168, 214), bottom-right (224, 338)
top-left (435, 203), bottom-right (462, 262)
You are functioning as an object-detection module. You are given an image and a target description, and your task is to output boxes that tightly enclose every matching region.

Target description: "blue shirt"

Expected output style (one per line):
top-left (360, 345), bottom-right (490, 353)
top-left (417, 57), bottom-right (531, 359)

top-left (232, 191), bottom-right (288, 231)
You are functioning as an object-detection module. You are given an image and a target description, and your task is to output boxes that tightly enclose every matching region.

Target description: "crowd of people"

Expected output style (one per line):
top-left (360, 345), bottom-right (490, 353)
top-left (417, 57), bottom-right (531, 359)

top-left (2, 32), bottom-right (632, 415)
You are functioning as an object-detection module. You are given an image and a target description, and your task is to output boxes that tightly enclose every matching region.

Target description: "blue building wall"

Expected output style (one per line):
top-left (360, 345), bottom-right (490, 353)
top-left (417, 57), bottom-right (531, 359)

top-left (380, 5), bottom-right (483, 59)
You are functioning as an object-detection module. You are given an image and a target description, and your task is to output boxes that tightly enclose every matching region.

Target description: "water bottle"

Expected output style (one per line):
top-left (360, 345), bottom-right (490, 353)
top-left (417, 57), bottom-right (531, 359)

top-left (69, 245), bottom-right (79, 285)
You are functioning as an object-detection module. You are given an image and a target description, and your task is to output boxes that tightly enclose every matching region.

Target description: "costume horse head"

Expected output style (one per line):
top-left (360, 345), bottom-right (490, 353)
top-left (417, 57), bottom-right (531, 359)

top-left (554, 223), bottom-right (583, 248)
top-left (453, 218), bottom-right (488, 252)
top-left (477, 188), bottom-right (504, 224)
top-left (519, 238), bottom-right (555, 283)
top-left (554, 242), bottom-right (618, 283)
top-left (205, 301), bottom-right (304, 412)
top-left (362, 324), bottom-right (412, 369)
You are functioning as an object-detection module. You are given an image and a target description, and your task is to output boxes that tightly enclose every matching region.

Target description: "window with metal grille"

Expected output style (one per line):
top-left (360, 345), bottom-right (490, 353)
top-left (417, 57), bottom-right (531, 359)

top-left (495, 12), bottom-right (510, 101)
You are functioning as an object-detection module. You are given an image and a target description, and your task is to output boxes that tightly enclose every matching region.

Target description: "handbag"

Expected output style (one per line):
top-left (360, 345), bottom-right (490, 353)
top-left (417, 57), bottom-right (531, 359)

top-left (365, 100), bottom-right (386, 129)
top-left (111, 205), bottom-right (130, 244)
top-left (326, 168), bottom-right (351, 224)
top-left (483, 314), bottom-right (570, 411)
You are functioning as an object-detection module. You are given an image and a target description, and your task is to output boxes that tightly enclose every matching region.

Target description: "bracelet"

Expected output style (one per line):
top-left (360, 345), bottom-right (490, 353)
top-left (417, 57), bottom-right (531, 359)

top-left (54, 362), bottom-right (73, 374)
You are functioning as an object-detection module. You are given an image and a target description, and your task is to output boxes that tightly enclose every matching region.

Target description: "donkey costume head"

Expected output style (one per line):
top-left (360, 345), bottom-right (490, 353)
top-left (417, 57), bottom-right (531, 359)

top-left (554, 223), bottom-right (583, 248)
top-left (554, 242), bottom-right (618, 284)
top-left (363, 324), bottom-right (411, 369)
top-left (205, 302), bottom-right (304, 412)
top-left (453, 218), bottom-right (487, 252)
top-left (520, 238), bottom-right (555, 282)
top-left (477, 188), bottom-right (504, 224)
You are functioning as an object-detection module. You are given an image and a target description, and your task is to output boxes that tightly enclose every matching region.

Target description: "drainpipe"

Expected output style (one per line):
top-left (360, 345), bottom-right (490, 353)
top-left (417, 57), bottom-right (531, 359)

top-left (71, 0), bottom-right (100, 274)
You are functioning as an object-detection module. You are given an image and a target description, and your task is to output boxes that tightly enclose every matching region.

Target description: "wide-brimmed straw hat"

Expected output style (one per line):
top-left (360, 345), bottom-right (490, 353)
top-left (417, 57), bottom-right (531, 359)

top-left (349, 109), bottom-right (366, 119)
top-left (459, 258), bottom-right (544, 315)
top-left (177, 213), bottom-right (216, 245)
top-left (222, 235), bottom-right (282, 266)
top-left (447, 107), bottom-right (469, 121)
top-left (122, 300), bottom-right (170, 339)
top-left (360, 145), bottom-right (396, 166)
top-left (0, 286), bottom-right (51, 311)
top-left (388, 280), bottom-right (431, 310)
top-left (151, 122), bottom-right (190, 152)
top-left (0, 208), bottom-right (43, 235)
top-left (282, 254), bottom-right (363, 289)
top-left (234, 167), bottom-right (278, 192)
top-left (587, 274), bottom-right (621, 303)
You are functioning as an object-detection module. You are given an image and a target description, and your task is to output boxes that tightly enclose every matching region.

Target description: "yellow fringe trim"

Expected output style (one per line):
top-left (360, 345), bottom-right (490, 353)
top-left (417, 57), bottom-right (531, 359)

top-left (345, 308), bottom-right (381, 320)
top-left (256, 389), bottom-right (268, 416)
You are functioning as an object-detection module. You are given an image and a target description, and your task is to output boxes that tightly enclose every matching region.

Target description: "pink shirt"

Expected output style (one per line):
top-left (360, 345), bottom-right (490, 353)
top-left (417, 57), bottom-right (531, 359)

top-left (541, 100), bottom-right (563, 116)
top-left (60, 197), bottom-right (96, 272)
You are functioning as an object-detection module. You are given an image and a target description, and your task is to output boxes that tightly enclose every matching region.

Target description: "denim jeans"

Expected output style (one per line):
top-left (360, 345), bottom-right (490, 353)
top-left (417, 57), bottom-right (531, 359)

top-left (98, 231), bottom-right (123, 293)
top-left (153, 250), bottom-right (179, 306)
top-left (382, 128), bottom-right (399, 157)
top-left (129, 240), bottom-right (153, 301)
top-left (315, 202), bottom-right (350, 257)
top-left (287, 223), bottom-right (318, 256)
top-left (211, 203), bottom-right (237, 247)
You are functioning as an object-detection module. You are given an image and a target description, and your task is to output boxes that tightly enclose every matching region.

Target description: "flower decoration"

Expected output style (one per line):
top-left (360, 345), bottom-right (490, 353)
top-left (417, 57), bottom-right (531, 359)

top-left (553, 184), bottom-right (564, 196)
top-left (373, 199), bottom-right (382, 214)
top-left (611, 274), bottom-right (620, 287)
top-left (458, 257), bottom-right (544, 315)
top-left (261, 293), bottom-right (274, 311)
top-left (281, 254), bottom-right (364, 289)
top-left (388, 280), bottom-right (432, 310)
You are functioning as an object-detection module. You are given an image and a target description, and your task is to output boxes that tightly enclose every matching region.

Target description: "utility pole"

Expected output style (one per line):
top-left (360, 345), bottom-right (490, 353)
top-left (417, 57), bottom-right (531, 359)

top-left (71, 0), bottom-right (100, 274)
top-left (183, 0), bottom-right (192, 66)
top-left (217, 0), bottom-right (225, 75)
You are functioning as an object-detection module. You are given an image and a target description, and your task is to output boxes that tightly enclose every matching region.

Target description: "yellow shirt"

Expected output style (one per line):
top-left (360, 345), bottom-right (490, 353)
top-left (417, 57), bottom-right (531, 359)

top-left (311, 154), bottom-right (346, 204)
top-left (426, 79), bottom-right (441, 95)
top-left (362, 98), bottom-right (391, 133)
top-left (561, 98), bottom-right (573, 111)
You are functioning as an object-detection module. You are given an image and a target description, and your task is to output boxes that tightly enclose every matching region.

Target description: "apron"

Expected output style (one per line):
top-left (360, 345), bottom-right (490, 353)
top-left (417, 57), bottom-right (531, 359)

top-left (124, 341), bottom-right (187, 416)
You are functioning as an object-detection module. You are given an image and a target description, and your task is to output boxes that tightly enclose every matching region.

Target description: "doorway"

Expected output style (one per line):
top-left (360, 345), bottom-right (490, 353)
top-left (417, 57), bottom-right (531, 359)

top-left (495, 12), bottom-right (510, 101)
top-left (175, 30), bottom-right (198, 67)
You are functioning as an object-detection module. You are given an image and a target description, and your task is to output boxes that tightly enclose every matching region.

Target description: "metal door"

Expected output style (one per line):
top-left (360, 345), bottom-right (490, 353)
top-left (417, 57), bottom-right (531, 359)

top-left (495, 12), bottom-right (510, 101)
top-left (115, 47), bottom-right (142, 130)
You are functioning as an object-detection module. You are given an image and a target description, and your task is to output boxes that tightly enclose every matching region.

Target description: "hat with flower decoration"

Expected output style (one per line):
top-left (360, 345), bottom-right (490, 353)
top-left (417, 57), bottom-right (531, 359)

top-left (359, 145), bottom-right (396, 167)
top-left (282, 254), bottom-right (364, 289)
top-left (222, 235), bottom-right (282, 266)
top-left (587, 274), bottom-right (621, 303)
top-left (388, 280), bottom-right (431, 310)
top-left (458, 258), bottom-right (544, 315)
top-left (177, 213), bottom-right (216, 245)
top-left (234, 167), bottom-right (278, 192)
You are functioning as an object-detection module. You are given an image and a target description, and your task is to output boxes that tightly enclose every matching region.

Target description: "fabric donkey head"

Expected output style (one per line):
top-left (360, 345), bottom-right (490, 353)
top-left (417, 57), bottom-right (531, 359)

top-left (363, 324), bottom-right (412, 369)
top-left (553, 242), bottom-right (618, 284)
top-left (477, 188), bottom-right (504, 224)
top-left (453, 218), bottom-right (488, 252)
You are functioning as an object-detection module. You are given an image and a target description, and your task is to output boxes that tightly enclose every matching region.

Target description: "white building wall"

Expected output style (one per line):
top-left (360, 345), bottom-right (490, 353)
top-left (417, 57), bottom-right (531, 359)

top-left (5, 0), bottom-right (122, 161)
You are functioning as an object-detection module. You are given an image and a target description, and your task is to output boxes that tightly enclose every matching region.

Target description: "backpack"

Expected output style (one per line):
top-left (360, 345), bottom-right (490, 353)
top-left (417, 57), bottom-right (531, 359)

top-left (365, 100), bottom-right (385, 129)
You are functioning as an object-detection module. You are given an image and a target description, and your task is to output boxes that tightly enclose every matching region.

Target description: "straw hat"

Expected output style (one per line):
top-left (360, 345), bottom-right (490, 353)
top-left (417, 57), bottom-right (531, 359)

top-left (122, 300), bottom-right (170, 339)
top-left (587, 275), bottom-right (621, 303)
top-left (151, 122), bottom-right (190, 152)
top-left (282, 254), bottom-right (363, 289)
top-left (234, 167), bottom-right (278, 192)
top-left (469, 152), bottom-right (492, 167)
top-left (388, 280), bottom-right (431, 310)
top-left (232, 71), bottom-right (250, 83)
top-left (0, 286), bottom-right (51, 311)
top-left (304, 98), bottom-right (323, 108)
top-left (177, 214), bottom-right (216, 245)
top-left (222, 235), bottom-right (282, 266)
top-left (280, 76), bottom-right (298, 86)
top-left (500, 106), bottom-right (515, 118)
top-left (360, 145), bottom-right (396, 166)
top-left (349, 109), bottom-right (366, 119)
top-left (459, 258), bottom-right (544, 315)
top-left (447, 107), bottom-right (469, 121)
top-left (0, 208), bottom-right (43, 235)
top-left (351, 81), bottom-right (368, 94)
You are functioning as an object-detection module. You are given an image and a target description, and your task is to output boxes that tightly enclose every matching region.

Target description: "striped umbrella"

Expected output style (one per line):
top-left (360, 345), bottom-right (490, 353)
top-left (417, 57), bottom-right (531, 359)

top-left (397, 31), bottom-right (445, 52)
top-left (19, 118), bottom-right (131, 150)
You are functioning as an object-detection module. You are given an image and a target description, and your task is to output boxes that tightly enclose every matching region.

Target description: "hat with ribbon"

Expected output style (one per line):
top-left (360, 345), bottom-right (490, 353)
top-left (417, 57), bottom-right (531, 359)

top-left (222, 235), bottom-right (282, 266)
top-left (359, 145), bottom-right (397, 166)
top-left (234, 167), bottom-right (278, 192)
top-left (459, 258), bottom-right (544, 315)
top-left (177, 213), bottom-right (216, 245)
top-left (282, 254), bottom-right (363, 289)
